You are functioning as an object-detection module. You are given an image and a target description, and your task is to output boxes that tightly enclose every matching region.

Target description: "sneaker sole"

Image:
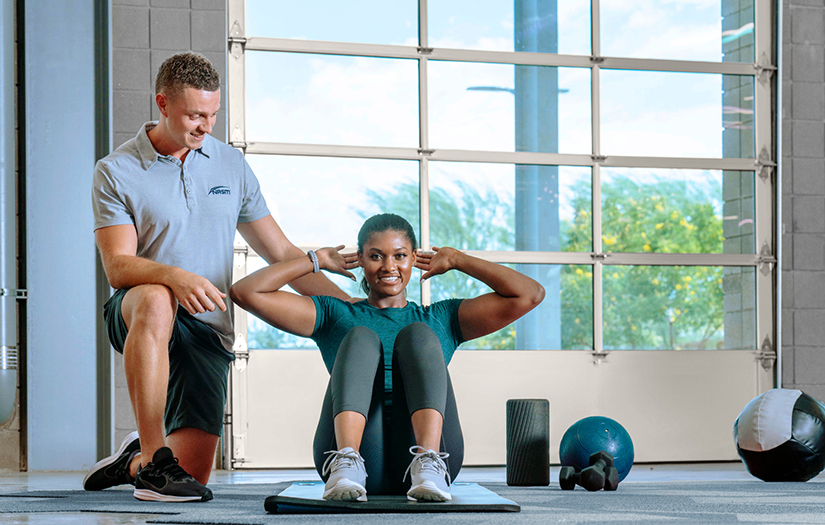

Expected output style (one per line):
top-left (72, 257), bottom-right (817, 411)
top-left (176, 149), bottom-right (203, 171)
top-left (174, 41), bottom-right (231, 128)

top-left (134, 488), bottom-right (213, 502)
top-left (323, 479), bottom-right (367, 502)
top-left (83, 430), bottom-right (140, 490)
top-left (407, 480), bottom-right (451, 502)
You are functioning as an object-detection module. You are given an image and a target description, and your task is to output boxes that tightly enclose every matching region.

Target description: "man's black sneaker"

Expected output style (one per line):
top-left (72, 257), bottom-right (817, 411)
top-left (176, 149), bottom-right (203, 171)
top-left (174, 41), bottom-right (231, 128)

top-left (83, 431), bottom-right (140, 490)
top-left (133, 447), bottom-right (213, 502)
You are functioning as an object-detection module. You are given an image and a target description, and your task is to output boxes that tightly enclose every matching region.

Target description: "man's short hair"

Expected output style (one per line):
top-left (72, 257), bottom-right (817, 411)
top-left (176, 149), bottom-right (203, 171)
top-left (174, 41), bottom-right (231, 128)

top-left (155, 52), bottom-right (220, 100)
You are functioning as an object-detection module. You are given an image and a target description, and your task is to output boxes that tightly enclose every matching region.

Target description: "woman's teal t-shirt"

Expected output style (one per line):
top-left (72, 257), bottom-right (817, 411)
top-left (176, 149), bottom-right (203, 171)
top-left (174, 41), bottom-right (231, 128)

top-left (310, 296), bottom-right (465, 392)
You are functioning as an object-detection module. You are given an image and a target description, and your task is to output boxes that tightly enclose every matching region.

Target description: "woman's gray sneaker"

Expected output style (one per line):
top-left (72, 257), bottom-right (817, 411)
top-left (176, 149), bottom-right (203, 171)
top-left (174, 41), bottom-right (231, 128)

top-left (321, 447), bottom-right (368, 502)
top-left (83, 431), bottom-right (140, 491)
top-left (405, 446), bottom-right (452, 502)
top-left (133, 447), bottom-right (213, 502)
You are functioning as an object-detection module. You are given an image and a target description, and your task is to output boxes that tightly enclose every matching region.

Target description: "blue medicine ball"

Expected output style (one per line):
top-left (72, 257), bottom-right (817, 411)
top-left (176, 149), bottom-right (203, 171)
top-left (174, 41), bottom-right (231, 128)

top-left (559, 416), bottom-right (634, 482)
top-left (734, 389), bottom-right (825, 482)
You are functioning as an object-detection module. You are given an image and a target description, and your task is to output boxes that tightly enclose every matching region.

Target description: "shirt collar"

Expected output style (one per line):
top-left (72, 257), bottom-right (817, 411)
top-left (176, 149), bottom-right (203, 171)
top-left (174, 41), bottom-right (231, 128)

top-left (135, 121), bottom-right (211, 170)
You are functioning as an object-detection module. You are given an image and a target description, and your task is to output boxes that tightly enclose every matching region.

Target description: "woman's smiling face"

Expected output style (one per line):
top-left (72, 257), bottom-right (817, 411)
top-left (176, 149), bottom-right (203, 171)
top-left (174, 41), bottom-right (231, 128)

top-left (359, 229), bottom-right (416, 303)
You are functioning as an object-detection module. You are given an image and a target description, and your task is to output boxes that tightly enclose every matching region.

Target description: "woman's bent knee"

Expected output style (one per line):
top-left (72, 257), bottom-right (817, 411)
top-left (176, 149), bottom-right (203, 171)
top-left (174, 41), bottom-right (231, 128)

top-left (395, 323), bottom-right (441, 358)
top-left (344, 325), bottom-right (380, 342)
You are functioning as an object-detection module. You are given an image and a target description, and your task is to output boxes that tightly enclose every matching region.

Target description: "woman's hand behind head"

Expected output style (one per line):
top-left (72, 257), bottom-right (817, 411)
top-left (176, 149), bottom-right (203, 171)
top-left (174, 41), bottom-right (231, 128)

top-left (317, 246), bottom-right (360, 282)
top-left (415, 246), bottom-right (460, 282)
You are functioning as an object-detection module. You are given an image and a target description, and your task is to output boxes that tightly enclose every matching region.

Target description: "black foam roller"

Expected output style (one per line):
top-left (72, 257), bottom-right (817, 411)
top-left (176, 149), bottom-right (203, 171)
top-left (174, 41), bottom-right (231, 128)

top-left (506, 398), bottom-right (550, 486)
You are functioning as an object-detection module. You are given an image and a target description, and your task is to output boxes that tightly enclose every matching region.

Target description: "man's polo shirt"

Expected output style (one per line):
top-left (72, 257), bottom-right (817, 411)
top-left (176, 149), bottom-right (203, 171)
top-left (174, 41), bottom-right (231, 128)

top-left (92, 122), bottom-right (270, 352)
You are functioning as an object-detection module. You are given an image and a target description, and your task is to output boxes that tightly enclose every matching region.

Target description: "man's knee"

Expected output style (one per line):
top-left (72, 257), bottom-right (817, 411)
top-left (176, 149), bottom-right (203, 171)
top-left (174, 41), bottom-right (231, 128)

top-left (122, 284), bottom-right (177, 334)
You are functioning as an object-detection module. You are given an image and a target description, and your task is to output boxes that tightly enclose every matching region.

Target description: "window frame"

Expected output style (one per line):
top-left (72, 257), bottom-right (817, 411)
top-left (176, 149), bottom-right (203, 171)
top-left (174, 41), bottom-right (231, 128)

top-left (226, 0), bottom-right (776, 362)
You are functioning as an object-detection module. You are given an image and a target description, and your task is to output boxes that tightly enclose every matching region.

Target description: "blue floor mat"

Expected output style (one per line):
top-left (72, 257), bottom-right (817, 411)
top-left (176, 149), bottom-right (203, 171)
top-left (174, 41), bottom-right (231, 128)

top-left (265, 481), bottom-right (520, 513)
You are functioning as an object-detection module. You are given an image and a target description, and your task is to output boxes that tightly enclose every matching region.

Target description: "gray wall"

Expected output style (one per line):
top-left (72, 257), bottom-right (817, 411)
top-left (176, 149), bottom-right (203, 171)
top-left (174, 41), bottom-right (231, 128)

top-left (781, 0), bottom-right (825, 400)
top-left (0, 0), bottom-right (19, 472)
top-left (110, 0), bottom-right (227, 447)
top-left (25, 0), bottom-right (99, 470)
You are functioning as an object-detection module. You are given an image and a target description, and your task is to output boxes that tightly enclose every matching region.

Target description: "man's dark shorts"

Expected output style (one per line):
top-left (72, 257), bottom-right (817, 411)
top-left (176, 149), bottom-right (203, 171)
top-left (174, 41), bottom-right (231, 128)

top-left (104, 288), bottom-right (235, 437)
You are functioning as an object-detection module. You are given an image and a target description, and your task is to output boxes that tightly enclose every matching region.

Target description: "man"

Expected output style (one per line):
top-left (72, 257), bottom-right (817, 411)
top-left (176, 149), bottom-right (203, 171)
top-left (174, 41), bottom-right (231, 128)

top-left (83, 53), bottom-right (349, 502)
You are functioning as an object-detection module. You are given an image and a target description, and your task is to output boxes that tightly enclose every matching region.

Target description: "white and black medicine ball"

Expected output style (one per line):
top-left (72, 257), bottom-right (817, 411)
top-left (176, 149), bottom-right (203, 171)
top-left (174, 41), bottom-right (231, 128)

top-left (734, 389), bottom-right (825, 482)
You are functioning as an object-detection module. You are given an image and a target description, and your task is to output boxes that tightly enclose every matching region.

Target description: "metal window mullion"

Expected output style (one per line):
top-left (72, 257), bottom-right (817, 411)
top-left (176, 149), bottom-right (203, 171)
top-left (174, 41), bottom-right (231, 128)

top-left (418, 0), bottom-right (430, 305)
top-left (420, 158), bottom-right (431, 305)
top-left (242, 247), bottom-right (761, 267)
top-left (225, 0), bottom-right (246, 470)
top-left (419, 0), bottom-right (427, 49)
top-left (227, 0), bottom-right (246, 150)
top-left (591, 0), bottom-right (603, 355)
top-left (244, 141), bottom-right (759, 171)
top-left (227, 245), bottom-right (250, 468)
top-left (775, 0), bottom-right (785, 388)
top-left (599, 57), bottom-right (754, 75)
top-left (244, 38), bottom-right (755, 76)
top-left (591, 0), bottom-right (600, 58)
top-left (593, 162), bottom-right (604, 356)
top-left (754, 0), bottom-right (777, 384)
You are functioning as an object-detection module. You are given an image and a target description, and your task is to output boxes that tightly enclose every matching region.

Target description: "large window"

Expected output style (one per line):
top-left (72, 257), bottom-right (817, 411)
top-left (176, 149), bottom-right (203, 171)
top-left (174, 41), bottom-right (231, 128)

top-left (228, 0), bottom-right (775, 356)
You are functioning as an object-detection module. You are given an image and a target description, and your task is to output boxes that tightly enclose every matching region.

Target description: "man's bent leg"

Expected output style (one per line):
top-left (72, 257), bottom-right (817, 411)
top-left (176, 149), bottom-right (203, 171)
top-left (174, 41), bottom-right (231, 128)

top-left (121, 285), bottom-right (177, 474)
top-left (167, 428), bottom-right (220, 486)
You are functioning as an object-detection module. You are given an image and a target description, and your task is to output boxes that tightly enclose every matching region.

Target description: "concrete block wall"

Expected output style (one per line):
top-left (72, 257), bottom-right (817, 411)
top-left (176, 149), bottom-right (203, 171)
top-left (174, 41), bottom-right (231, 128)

top-left (782, 0), bottom-right (825, 401)
top-left (111, 0), bottom-right (226, 150)
top-left (110, 0), bottom-right (227, 446)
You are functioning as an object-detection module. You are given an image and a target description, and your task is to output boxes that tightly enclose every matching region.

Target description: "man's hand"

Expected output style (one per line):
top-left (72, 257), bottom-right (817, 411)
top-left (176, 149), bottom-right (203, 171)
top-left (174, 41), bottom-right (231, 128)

top-left (169, 268), bottom-right (227, 314)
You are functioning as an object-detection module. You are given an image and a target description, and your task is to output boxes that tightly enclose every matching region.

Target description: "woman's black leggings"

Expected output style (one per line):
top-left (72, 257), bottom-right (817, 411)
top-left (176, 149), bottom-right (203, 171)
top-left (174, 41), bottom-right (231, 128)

top-left (312, 323), bottom-right (464, 495)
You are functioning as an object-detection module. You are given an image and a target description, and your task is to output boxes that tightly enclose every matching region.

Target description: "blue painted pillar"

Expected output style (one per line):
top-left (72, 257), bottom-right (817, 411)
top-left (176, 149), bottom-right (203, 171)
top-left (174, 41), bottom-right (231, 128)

top-left (25, 0), bottom-right (99, 470)
top-left (515, 0), bottom-right (561, 349)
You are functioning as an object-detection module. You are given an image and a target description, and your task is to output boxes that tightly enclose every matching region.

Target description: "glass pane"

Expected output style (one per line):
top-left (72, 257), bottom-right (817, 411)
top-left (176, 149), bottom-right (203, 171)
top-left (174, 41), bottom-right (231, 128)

top-left (429, 62), bottom-right (591, 153)
top-left (601, 0), bottom-right (754, 63)
top-left (246, 51), bottom-right (419, 147)
top-left (429, 264), bottom-right (592, 350)
top-left (245, 155), bottom-right (420, 247)
top-left (246, 0), bottom-right (417, 46)
top-left (603, 266), bottom-right (756, 350)
top-left (601, 71), bottom-right (753, 158)
top-left (429, 1), bottom-right (590, 55)
top-left (428, 162), bottom-right (592, 252)
top-left (601, 169), bottom-right (755, 254)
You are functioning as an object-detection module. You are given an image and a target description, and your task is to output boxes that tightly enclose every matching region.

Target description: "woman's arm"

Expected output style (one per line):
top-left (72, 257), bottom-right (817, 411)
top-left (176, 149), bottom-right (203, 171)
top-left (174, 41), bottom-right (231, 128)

top-left (229, 246), bottom-right (359, 337)
top-left (416, 247), bottom-right (545, 341)
top-left (237, 216), bottom-right (352, 301)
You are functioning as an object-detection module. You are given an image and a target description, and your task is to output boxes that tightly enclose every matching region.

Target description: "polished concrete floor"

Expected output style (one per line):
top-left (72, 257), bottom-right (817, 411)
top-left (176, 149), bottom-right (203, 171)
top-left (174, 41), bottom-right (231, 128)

top-left (0, 463), bottom-right (770, 524)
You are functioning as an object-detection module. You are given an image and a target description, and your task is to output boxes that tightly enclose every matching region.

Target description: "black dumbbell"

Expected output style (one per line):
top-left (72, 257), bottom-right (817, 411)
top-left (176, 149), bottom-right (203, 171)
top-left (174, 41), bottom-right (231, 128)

top-left (579, 451), bottom-right (618, 491)
top-left (558, 465), bottom-right (579, 490)
top-left (559, 451), bottom-right (620, 491)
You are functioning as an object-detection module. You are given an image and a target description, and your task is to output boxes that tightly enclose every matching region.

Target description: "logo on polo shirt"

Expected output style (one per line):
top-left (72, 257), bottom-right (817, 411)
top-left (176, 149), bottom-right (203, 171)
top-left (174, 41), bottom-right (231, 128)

top-left (208, 186), bottom-right (231, 195)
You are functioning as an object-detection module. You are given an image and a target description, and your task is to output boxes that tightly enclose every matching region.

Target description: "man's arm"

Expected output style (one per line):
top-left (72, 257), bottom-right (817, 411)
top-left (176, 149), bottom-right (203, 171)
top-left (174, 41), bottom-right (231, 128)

top-left (236, 215), bottom-right (351, 301)
top-left (96, 224), bottom-right (227, 314)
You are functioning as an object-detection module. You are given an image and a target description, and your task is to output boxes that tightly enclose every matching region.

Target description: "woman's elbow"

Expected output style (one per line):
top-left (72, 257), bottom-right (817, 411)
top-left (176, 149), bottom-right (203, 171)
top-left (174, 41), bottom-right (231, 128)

top-left (512, 282), bottom-right (545, 318)
top-left (526, 282), bottom-right (545, 311)
top-left (229, 283), bottom-right (249, 309)
top-left (533, 283), bottom-right (546, 307)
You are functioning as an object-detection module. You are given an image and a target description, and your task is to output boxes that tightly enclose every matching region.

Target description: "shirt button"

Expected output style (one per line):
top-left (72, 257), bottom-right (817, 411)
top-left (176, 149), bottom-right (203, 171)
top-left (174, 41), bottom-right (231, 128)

top-left (187, 189), bottom-right (192, 194)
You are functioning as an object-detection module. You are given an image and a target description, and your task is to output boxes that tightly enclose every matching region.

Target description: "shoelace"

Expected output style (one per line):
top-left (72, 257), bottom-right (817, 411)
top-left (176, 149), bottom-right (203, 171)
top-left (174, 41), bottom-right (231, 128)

top-left (403, 446), bottom-right (451, 485)
top-left (151, 457), bottom-right (195, 482)
top-left (321, 449), bottom-right (366, 477)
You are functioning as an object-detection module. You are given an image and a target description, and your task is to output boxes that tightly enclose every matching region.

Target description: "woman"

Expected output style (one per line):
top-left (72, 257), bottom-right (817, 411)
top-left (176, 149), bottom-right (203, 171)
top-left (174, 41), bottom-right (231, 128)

top-left (230, 213), bottom-right (544, 502)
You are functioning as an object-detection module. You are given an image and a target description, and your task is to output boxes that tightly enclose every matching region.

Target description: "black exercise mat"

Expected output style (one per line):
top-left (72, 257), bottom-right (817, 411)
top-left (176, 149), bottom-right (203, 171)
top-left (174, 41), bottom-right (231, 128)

top-left (265, 480), bottom-right (520, 513)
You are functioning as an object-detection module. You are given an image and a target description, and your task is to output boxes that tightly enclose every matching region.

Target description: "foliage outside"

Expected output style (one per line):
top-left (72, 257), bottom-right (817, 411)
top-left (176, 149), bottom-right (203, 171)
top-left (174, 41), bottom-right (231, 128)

top-left (249, 172), bottom-right (733, 351)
